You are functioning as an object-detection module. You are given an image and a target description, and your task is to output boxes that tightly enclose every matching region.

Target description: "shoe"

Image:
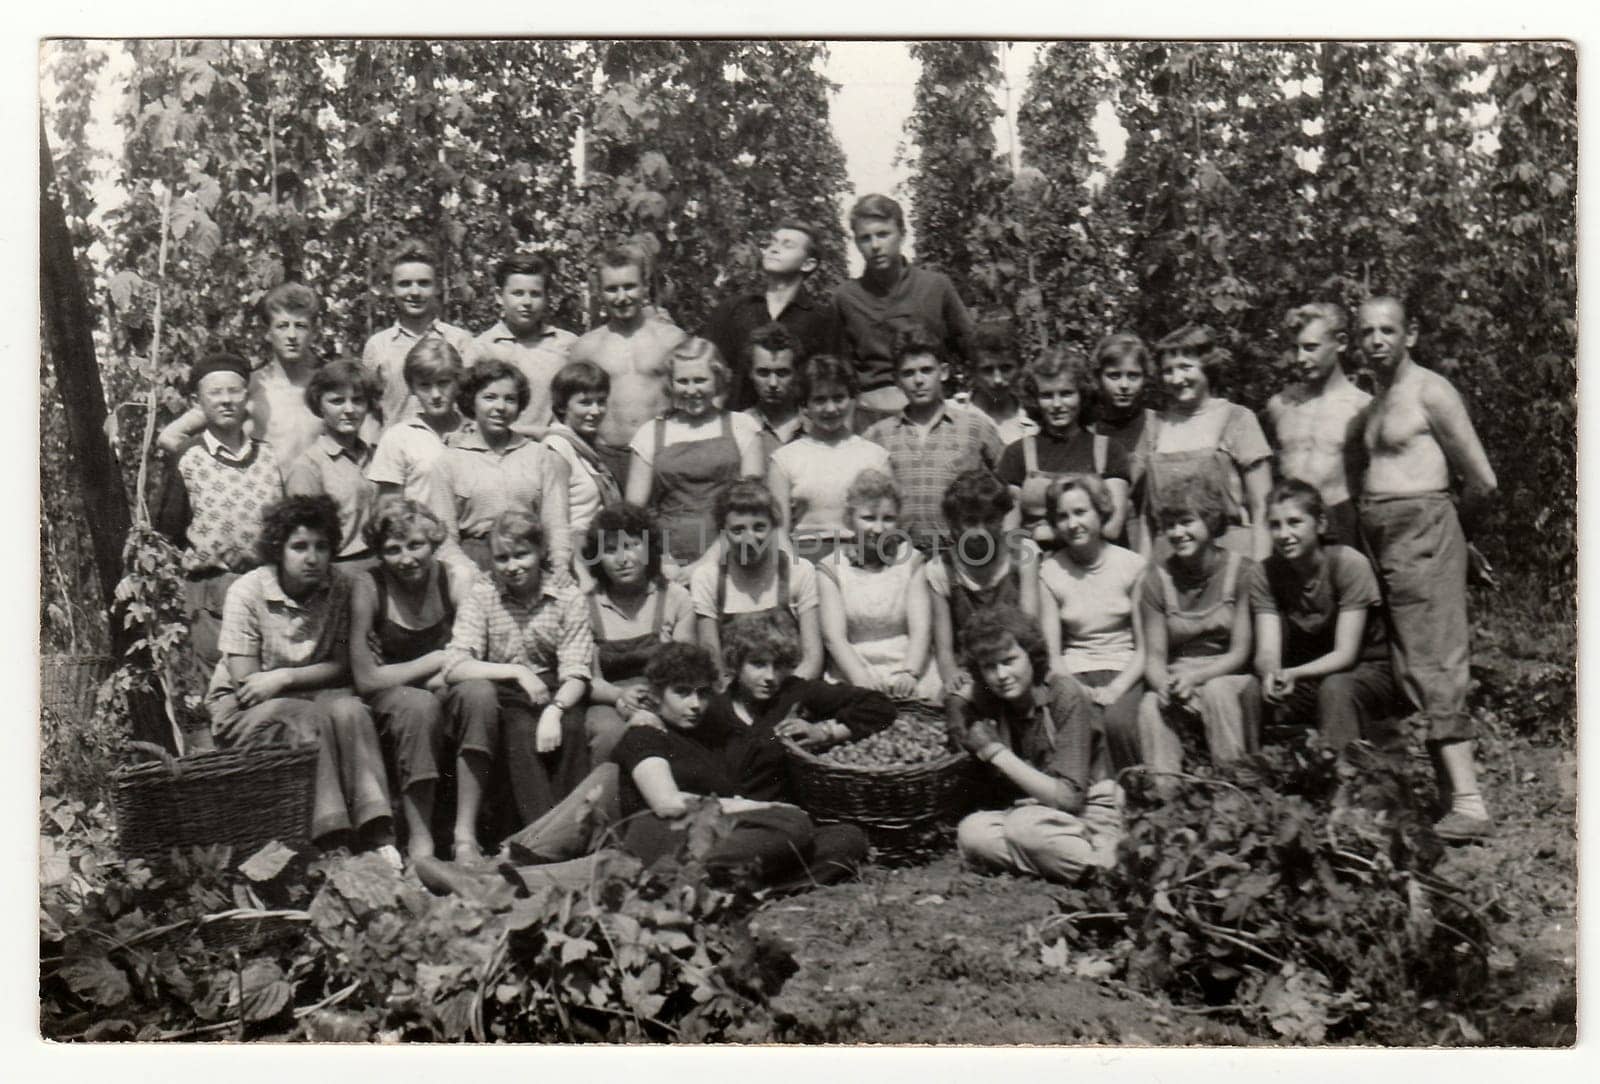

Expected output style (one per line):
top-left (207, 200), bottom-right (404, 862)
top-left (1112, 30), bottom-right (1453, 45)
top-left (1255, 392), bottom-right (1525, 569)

top-left (1433, 811), bottom-right (1494, 843)
top-left (375, 844), bottom-right (405, 872)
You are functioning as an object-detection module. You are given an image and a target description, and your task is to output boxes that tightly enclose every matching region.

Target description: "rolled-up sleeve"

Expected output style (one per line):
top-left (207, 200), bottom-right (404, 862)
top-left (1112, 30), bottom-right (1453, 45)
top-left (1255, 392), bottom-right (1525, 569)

top-left (553, 589), bottom-right (595, 683)
top-left (442, 581), bottom-right (490, 679)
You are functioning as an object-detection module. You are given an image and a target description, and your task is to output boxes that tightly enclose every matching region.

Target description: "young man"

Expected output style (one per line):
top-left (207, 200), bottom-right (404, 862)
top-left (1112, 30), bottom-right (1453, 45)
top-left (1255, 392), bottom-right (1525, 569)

top-left (1356, 296), bottom-right (1498, 842)
top-left (740, 322), bottom-right (805, 461)
top-left (832, 194), bottom-right (976, 424)
top-left (569, 244), bottom-right (687, 456)
top-left (154, 353), bottom-right (286, 747)
top-left (361, 239), bottom-right (473, 430)
top-left (864, 322), bottom-right (1004, 552)
top-left (464, 253), bottom-right (577, 439)
top-left (156, 284), bottom-right (328, 466)
top-left (958, 319), bottom-right (1038, 445)
top-left (703, 220), bottom-right (838, 411)
top-left (1262, 303), bottom-right (1372, 547)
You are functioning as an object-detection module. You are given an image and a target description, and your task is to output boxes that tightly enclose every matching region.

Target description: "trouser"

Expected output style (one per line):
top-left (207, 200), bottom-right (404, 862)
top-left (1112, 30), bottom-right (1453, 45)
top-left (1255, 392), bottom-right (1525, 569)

top-left (582, 675), bottom-right (647, 765)
top-left (208, 688), bottom-right (391, 841)
top-left (1359, 492), bottom-right (1473, 742)
top-left (503, 762), bottom-right (624, 863)
top-left (1137, 673), bottom-right (1262, 773)
top-left (1075, 669), bottom-right (1145, 772)
top-left (1323, 500), bottom-right (1362, 550)
top-left (1255, 660), bottom-right (1406, 753)
top-left (442, 679), bottom-right (591, 830)
top-left (365, 685), bottom-right (447, 790)
top-left (623, 803), bottom-right (868, 888)
top-left (957, 780), bottom-right (1124, 884)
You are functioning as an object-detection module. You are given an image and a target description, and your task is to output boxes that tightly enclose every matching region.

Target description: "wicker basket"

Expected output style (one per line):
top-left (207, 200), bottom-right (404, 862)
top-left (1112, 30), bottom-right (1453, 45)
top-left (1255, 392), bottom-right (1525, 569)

top-left (40, 654), bottom-right (115, 718)
top-left (112, 743), bottom-right (319, 863)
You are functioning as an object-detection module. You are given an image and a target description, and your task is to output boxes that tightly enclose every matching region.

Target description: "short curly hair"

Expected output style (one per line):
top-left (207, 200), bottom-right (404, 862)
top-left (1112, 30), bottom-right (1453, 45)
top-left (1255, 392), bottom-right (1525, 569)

top-left (363, 496), bottom-right (446, 555)
top-left (941, 468), bottom-right (1014, 529)
top-left (720, 615), bottom-right (802, 677)
top-left (457, 358), bottom-right (532, 418)
top-left (386, 238), bottom-right (438, 277)
top-left (1019, 346), bottom-right (1093, 425)
top-left (795, 353), bottom-right (859, 403)
top-left (303, 358), bottom-right (381, 416)
top-left (1045, 473), bottom-right (1115, 528)
top-left (256, 495), bottom-right (342, 569)
top-left (844, 469), bottom-right (902, 519)
top-left (1153, 473), bottom-right (1232, 539)
top-left (960, 605), bottom-right (1050, 689)
top-left (714, 479), bottom-right (781, 530)
top-left (259, 282), bottom-right (321, 323)
top-left (582, 503), bottom-right (664, 588)
top-left (645, 641), bottom-right (720, 695)
top-left (1154, 323), bottom-right (1232, 386)
top-left (487, 509), bottom-right (544, 554)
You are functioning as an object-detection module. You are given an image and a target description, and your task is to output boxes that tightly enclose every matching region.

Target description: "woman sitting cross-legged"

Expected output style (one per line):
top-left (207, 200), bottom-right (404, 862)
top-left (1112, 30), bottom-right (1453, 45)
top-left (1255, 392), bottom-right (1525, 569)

top-left (206, 495), bottom-right (400, 866)
top-left (348, 498), bottom-right (475, 862)
top-left (581, 503), bottom-right (697, 765)
top-left (440, 509), bottom-right (594, 860)
top-left (949, 606), bottom-right (1123, 885)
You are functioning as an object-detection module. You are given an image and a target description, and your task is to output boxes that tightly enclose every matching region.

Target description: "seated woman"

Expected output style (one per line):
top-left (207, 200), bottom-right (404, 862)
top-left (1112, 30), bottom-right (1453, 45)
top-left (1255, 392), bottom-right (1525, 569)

top-left (581, 504), bottom-right (697, 765)
top-left (768, 354), bottom-right (891, 561)
top-left (440, 509), bottom-right (593, 860)
top-left (541, 360), bottom-right (624, 543)
top-left (610, 641), bottom-right (873, 888)
top-left (348, 498), bottom-right (475, 862)
top-left (1247, 479), bottom-right (1405, 754)
top-left (1037, 474), bottom-right (1148, 771)
top-left (689, 479), bottom-right (823, 682)
top-left (948, 606), bottom-right (1121, 884)
top-left (625, 337), bottom-right (765, 577)
top-left (430, 358), bottom-right (572, 577)
top-left (817, 469), bottom-right (942, 703)
top-left (206, 495), bottom-right (399, 866)
top-left (1137, 475), bottom-right (1262, 775)
top-left (926, 469), bottom-right (1042, 700)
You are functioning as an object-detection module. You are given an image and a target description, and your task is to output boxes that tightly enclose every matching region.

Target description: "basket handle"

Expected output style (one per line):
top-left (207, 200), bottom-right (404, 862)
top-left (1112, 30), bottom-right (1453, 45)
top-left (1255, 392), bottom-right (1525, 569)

top-left (126, 740), bottom-right (184, 778)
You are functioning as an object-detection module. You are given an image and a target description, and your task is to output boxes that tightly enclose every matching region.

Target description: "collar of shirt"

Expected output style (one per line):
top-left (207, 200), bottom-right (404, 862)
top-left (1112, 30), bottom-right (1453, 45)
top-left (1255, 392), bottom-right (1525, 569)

top-left (386, 320), bottom-right (446, 343)
top-left (261, 567), bottom-right (330, 612)
top-left (857, 258), bottom-right (921, 299)
top-left (314, 432), bottom-right (372, 463)
top-left (593, 583), bottom-right (663, 621)
top-left (747, 408), bottom-right (803, 442)
top-left (892, 401), bottom-right (955, 430)
top-left (449, 427), bottom-right (531, 454)
top-left (500, 578), bottom-right (565, 609)
top-left (741, 287), bottom-right (818, 312)
top-left (484, 319), bottom-right (563, 346)
top-left (199, 430), bottom-right (258, 464)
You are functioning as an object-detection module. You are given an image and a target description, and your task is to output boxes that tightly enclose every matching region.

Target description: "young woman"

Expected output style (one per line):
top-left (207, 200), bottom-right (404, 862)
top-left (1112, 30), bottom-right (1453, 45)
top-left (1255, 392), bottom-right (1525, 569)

top-left (284, 359), bottom-right (383, 572)
top-left (431, 359), bottom-right (572, 576)
top-left (689, 479), bottom-right (824, 682)
top-left (626, 337), bottom-right (765, 573)
top-left (926, 469), bottom-right (1042, 700)
top-left (206, 495), bottom-right (400, 867)
top-left (610, 641), bottom-right (872, 888)
top-left (541, 360), bottom-right (624, 541)
top-left (1037, 474), bottom-right (1148, 771)
top-left (1248, 480), bottom-right (1405, 753)
top-left (816, 470), bottom-right (941, 703)
top-left (768, 354), bottom-right (891, 561)
top-left (581, 504), bottom-right (697, 765)
top-left (347, 499), bottom-right (474, 862)
top-left (997, 347), bottom-right (1131, 545)
top-left (367, 338), bottom-right (467, 513)
top-left (1090, 333), bottom-right (1160, 552)
top-left (1136, 476), bottom-right (1262, 774)
top-left (1132, 324), bottom-right (1273, 560)
top-left (440, 510), bottom-right (593, 859)
top-left (948, 606), bottom-right (1121, 885)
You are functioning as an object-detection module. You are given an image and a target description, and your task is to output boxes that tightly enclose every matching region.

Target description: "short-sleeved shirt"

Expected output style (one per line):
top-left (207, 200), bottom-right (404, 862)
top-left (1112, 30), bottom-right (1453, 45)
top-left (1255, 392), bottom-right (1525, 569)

top-left (463, 320), bottom-right (578, 436)
top-left (1140, 552), bottom-right (1255, 660)
top-left (689, 558), bottom-right (820, 621)
top-left (1263, 381), bottom-right (1372, 508)
top-left (703, 289), bottom-right (840, 410)
top-left (429, 428), bottom-right (564, 546)
top-left (742, 407), bottom-right (805, 464)
top-left (996, 427), bottom-right (1132, 488)
top-left (1135, 400), bottom-right (1273, 518)
top-left (864, 403), bottom-right (1005, 546)
top-left (768, 434), bottom-right (892, 540)
top-left (365, 415), bottom-right (462, 512)
top-left (831, 262), bottom-right (976, 393)
top-left (612, 717), bottom-right (765, 818)
top-left (245, 359), bottom-right (326, 466)
top-left (1040, 544), bottom-right (1147, 674)
top-left (626, 411), bottom-right (763, 470)
top-left (952, 672), bottom-right (1104, 795)
top-left (1246, 545), bottom-right (1388, 667)
top-left (166, 434), bottom-right (284, 574)
top-left (444, 577), bottom-right (592, 683)
top-left (361, 320), bottom-right (474, 428)
top-left (283, 434), bottom-right (378, 559)
top-left (208, 565), bottom-right (352, 697)
top-left (590, 580), bottom-right (697, 646)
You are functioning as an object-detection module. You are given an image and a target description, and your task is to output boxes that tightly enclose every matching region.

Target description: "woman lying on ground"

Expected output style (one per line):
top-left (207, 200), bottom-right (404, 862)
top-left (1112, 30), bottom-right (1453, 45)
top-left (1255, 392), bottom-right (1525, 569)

top-left (206, 495), bottom-right (400, 867)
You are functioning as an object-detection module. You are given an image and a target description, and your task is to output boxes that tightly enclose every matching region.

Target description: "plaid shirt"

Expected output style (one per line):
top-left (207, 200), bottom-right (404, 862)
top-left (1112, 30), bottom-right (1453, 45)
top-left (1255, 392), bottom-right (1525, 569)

top-left (445, 577), bottom-right (593, 684)
top-left (208, 565), bottom-right (352, 697)
top-left (865, 402), bottom-right (1005, 546)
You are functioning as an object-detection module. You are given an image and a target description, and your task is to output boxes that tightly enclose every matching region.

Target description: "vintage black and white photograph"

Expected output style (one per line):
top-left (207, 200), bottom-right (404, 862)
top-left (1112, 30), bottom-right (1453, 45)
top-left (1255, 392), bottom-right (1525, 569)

top-left (35, 34), bottom-right (1577, 1050)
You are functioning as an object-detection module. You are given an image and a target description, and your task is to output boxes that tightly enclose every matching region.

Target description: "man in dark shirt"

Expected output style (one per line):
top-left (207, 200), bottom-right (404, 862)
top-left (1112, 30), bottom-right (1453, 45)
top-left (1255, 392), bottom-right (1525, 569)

top-left (703, 220), bottom-right (838, 410)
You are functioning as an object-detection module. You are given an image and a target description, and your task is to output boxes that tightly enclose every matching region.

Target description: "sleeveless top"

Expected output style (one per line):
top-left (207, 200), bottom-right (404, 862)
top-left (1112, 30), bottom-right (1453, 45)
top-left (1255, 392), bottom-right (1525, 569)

top-left (369, 564), bottom-right (456, 664)
top-left (1018, 430), bottom-right (1109, 529)
top-left (588, 586), bottom-right (670, 684)
top-left (939, 544), bottom-right (1024, 629)
top-left (715, 558), bottom-right (797, 638)
top-left (1154, 550), bottom-right (1244, 661)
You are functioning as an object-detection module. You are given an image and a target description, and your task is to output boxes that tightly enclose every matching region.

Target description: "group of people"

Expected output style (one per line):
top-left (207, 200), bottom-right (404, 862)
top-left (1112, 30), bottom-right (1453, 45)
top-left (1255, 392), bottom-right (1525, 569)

top-left (151, 191), bottom-right (1498, 891)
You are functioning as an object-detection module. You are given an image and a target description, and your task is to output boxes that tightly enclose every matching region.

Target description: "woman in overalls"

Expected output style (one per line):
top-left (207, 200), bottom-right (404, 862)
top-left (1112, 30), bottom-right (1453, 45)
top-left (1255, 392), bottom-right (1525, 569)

top-left (688, 479), bottom-right (824, 683)
top-left (624, 337), bottom-right (765, 578)
top-left (1131, 325), bottom-right (1273, 561)
top-left (580, 504), bottom-right (697, 764)
top-left (1136, 474), bottom-right (1262, 775)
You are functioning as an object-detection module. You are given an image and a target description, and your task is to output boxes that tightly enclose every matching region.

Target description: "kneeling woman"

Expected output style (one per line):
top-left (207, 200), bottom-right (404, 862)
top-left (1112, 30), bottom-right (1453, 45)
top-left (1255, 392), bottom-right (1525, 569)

top-left (613, 639), bottom-right (877, 887)
top-left (207, 495), bottom-right (399, 864)
top-left (948, 607), bottom-right (1121, 884)
top-left (441, 510), bottom-right (594, 859)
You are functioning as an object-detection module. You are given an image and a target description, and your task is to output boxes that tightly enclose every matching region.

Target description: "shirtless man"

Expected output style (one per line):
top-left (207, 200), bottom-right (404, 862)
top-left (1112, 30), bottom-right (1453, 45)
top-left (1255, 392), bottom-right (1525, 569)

top-left (1262, 302), bottom-right (1371, 546)
top-left (1356, 296), bottom-right (1497, 841)
top-left (570, 244), bottom-right (687, 457)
